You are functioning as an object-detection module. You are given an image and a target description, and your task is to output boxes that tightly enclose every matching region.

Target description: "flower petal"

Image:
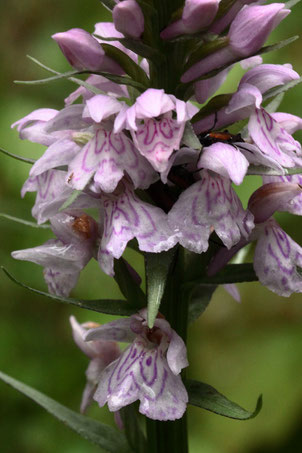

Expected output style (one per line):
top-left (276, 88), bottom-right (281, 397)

top-left (168, 170), bottom-right (254, 253)
top-left (30, 139), bottom-right (81, 176)
top-left (198, 143), bottom-right (249, 185)
top-left (133, 118), bottom-right (185, 179)
top-left (67, 129), bottom-right (157, 192)
top-left (262, 174), bottom-right (302, 215)
top-left (254, 219), bottom-right (302, 296)
top-left (98, 185), bottom-right (177, 275)
top-left (94, 339), bottom-right (188, 421)
top-left (248, 108), bottom-right (302, 168)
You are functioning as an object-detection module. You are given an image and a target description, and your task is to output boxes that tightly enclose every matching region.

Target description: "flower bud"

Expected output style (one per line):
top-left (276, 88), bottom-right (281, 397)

top-left (52, 28), bottom-right (105, 71)
top-left (161, 0), bottom-right (219, 40)
top-left (229, 4), bottom-right (290, 57)
top-left (113, 0), bottom-right (144, 39)
top-left (248, 182), bottom-right (302, 224)
top-left (181, 3), bottom-right (289, 83)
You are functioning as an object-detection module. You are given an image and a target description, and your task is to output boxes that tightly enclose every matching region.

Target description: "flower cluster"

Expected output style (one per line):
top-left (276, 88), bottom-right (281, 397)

top-left (70, 309), bottom-right (188, 421)
top-left (11, 0), bottom-right (302, 420)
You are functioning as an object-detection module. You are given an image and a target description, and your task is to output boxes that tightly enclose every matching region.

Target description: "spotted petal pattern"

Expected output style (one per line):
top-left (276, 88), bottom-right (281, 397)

top-left (67, 129), bottom-right (157, 192)
top-left (98, 184), bottom-right (177, 275)
top-left (93, 338), bottom-right (188, 420)
top-left (254, 219), bottom-right (302, 296)
top-left (22, 170), bottom-right (73, 224)
top-left (133, 118), bottom-right (185, 180)
top-left (168, 170), bottom-right (254, 253)
top-left (248, 108), bottom-right (302, 168)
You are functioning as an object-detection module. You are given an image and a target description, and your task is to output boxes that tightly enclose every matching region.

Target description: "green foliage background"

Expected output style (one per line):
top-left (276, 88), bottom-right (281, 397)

top-left (0, 1), bottom-right (302, 452)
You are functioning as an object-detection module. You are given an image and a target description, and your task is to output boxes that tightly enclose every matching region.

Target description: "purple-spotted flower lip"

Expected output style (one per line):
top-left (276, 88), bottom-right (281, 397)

top-left (83, 309), bottom-right (189, 421)
top-left (168, 169), bottom-right (255, 253)
top-left (97, 180), bottom-right (178, 276)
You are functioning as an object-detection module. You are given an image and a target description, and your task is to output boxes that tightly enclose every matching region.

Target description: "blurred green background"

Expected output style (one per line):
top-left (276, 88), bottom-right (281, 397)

top-left (1, 1), bottom-right (302, 452)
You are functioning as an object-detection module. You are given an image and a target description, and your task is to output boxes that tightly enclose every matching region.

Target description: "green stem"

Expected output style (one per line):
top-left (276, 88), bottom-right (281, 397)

top-left (146, 247), bottom-right (189, 453)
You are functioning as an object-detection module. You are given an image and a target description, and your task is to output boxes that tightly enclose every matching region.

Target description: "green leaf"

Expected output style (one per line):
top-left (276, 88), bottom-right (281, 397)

top-left (188, 284), bottom-right (217, 323)
top-left (191, 94), bottom-right (233, 124)
top-left (16, 64), bottom-right (146, 92)
top-left (145, 248), bottom-right (177, 328)
top-left (1, 267), bottom-right (138, 316)
top-left (14, 70), bottom-right (81, 84)
top-left (187, 263), bottom-right (258, 286)
top-left (95, 35), bottom-right (163, 62)
top-left (0, 146), bottom-right (35, 164)
top-left (0, 213), bottom-right (50, 229)
top-left (259, 35), bottom-right (299, 56)
top-left (27, 55), bottom-right (105, 95)
top-left (187, 379), bottom-right (262, 420)
top-left (114, 258), bottom-right (146, 309)
top-left (0, 370), bottom-right (131, 453)
top-left (285, 0), bottom-right (301, 8)
top-left (59, 190), bottom-right (82, 211)
top-left (184, 36), bottom-right (229, 72)
top-left (263, 76), bottom-right (302, 102)
top-left (247, 166), bottom-right (302, 176)
top-left (187, 36), bottom-right (299, 85)
top-left (264, 92), bottom-right (284, 114)
top-left (100, 0), bottom-right (116, 10)
top-left (181, 121), bottom-right (202, 150)
top-left (101, 43), bottom-right (150, 88)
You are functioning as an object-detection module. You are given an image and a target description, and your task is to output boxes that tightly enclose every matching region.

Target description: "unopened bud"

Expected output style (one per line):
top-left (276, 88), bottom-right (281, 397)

top-left (161, 0), bottom-right (219, 40)
top-left (229, 4), bottom-right (289, 57)
top-left (248, 182), bottom-right (302, 224)
top-left (113, 0), bottom-right (144, 39)
top-left (52, 28), bottom-right (105, 71)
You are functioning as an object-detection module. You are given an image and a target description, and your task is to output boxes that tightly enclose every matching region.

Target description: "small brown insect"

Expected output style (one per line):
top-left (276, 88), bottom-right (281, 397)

top-left (67, 172), bottom-right (74, 183)
top-left (72, 214), bottom-right (93, 239)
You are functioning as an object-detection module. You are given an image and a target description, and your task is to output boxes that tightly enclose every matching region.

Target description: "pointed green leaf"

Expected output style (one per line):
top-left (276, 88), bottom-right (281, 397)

top-left (114, 258), bottom-right (146, 308)
top-left (1, 267), bottom-right (138, 316)
top-left (145, 248), bottom-right (177, 328)
top-left (259, 35), bottom-right (299, 56)
top-left (0, 147), bottom-right (35, 164)
top-left (264, 92), bottom-right (284, 114)
top-left (186, 36), bottom-right (299, 85)
top-left (16, 63), bottom-right (146, 92)
top-left (27, 55), bottom-right (105, 95)
top-left (188, 284), bottom-right (217, 323)
top-left (263, 76), bottom-right (302, 102)
top-left (285, 0), bottom-right (301, 8)
top-left (94, 35), bottom-right (163, 61)
top-left (187, 379), bottom-right (262, 420)
top-left (182, 122), bottom-right (202, 150)
top-left (184, 36), bottom-right (229, 72)
top-left (247, 166), bottom-right (302, 176)
top-left (0, 213), bottom-right (50, 229)
top-left (101, 43), bottom-right (150, 88)
top-left (100, 0), bottom-right (116, 10)
top-left (187, 263), bottom-right (258, 286)
top-left (0, 370), bottom-right (131, 453)
top-left (59, 190), bottom-right (82, 211)
top-left (191, 94), bottom-right (233, 124)
top-left (14, 70), bottom-right (80, 84)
